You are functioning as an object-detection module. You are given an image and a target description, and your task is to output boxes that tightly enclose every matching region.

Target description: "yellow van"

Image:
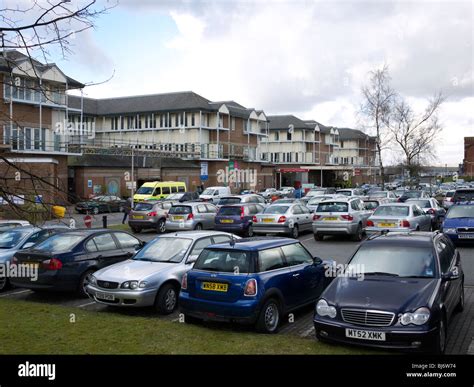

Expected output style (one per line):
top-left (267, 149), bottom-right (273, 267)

top-left (133, 181), bottom-right (187, 202)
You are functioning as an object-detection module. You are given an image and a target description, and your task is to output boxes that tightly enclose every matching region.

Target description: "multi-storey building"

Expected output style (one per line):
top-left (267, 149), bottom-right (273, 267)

top-left (463, 137), bottom-right (474, 177)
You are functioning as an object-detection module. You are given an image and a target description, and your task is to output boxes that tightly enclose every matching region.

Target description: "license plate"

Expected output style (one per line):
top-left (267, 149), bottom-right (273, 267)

top-left (133, 215), bottom-right (144, 219)
top-left (345, 328), bottom-right (385, 341)
top-left (262, 218), bottom-right (274, 223)
top-left (173, 216), bottom-right (184, 221)
top-left (202, 282), bottom-right (228, 292)
top-left (324, 217), bottom-right (338, 221)
top-left (378, 223), bottom-right (396, 227)
top-left (221, 219), bottom-right (234, 223)
top-left (96, 292), bottom-right (115, 301)
top-left (458, 233), bottom-right (474, 239)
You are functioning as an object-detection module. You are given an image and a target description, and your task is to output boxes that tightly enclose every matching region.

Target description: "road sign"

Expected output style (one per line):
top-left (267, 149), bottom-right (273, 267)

top-left (354, 169), bottom-right (361, 176)
top-left (84, 215), bottom-right (92, 228)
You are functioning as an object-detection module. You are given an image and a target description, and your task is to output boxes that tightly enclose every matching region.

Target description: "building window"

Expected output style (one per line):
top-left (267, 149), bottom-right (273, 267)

top-left (191, 113), bottom-right (196, 126)
top-left (231, 117), bottom-right (235, 131)
top-left (287, 132), bottom-right (292, 141)
top-left (340, 141), bottom-right (344, 148)
top-left (120, 116), bottom-right (124, 130)
top-left (275, 132), bottom-right (279, 141)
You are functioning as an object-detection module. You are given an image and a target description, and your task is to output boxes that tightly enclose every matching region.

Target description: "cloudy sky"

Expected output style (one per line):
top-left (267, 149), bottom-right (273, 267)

top-left (39, 0), bottom-right (474, 166)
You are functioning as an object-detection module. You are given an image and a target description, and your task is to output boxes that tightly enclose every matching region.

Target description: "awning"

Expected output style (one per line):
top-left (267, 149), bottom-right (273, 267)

top-left (277, 168), bottom-right (310, 173)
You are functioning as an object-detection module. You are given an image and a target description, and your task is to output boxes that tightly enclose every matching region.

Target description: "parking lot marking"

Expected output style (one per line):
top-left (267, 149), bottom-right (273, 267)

top-left (299, 236), bottom-right (314, 242)
top-left (0, 289), bottom-right (32, 297)
top-left (76, 301), bottom-right (96, 308)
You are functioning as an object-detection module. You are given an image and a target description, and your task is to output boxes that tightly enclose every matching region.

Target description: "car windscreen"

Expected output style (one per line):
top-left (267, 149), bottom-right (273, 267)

top-left (169, 206), bottom-right (192, 214)
top-left (134, 203), bottom-right (154, 211)
top-left (445, 191), bottom-right (455, 197)
top-left (316, 202), bottom-right (349, 212)
top-left (218, 206), bottom-right (242, 216)
top-left (454, 190), bottom-right (474, 202)
top-left (446, 205), bottom-right (474, 219)
top-left (407, 200), bottom-right (431, 208)
top-left (167, 193), bottom-right (184, 200)
top-left (402, 191), bottom-right (421, 198)
top-left (218, 197), bottom-right (241, 205)
top-left (349, 244), bottom-right (436, 278)
top-left (373, 206), bottom-right (409, 217)
top-left (201, 189), bottom-right (215, 195)
top-left (0, 229), bottom-right (30, 249)
top-left (193, 248), bottom-right (252, 273)
top-left (336, 191), bottom-right (351, 196)
top-left (364, 201), bottom-right (379, 210)
top-left (307, 190), bottom-right (325, 196)
top-left (133, 237), bottom-right (192, 263)
top-left (136, 186), bottom-right (154, 194)
top-left (370, 192), bottom-right (387, 198)
top-left (33, 233), bottom-right (84, 252)
top-left (308, 196), bottom-right (329, 205)
top-left (263, 205), bottom-right (289, 214)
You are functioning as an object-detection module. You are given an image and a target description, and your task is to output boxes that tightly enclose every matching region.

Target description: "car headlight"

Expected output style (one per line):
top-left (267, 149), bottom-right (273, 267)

top-left (316, 299), bottom-right (337, 318)
top-left (443, 228), bottom-right (456, 234)
top-left (89, 275), bottom-right (97, 285)
top-left (400, 307), bottom-right (430, 326)
top-left (138, 281), bottom-right (147, 289)
top-left (121, 281), bottom-right (139, 289)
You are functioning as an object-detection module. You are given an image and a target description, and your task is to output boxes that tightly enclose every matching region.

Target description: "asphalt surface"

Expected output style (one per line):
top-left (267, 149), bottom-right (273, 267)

top-left (5, 217), bottom-right (474, 354)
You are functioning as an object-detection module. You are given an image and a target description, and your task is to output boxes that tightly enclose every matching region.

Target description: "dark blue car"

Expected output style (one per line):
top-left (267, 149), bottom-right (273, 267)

top-left (313, 231), bottom-right (464, 353)
top-left (214, 203), bottom-right (265, 237)
top-left (179, 237), bottom-right (331, 333)
top-left (441, 203), bottom-right (474, 244)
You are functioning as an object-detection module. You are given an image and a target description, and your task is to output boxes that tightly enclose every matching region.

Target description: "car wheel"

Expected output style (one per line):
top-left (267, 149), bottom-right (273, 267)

top-left (157, 219), bottom-right (166, 233)
top-left (77, 269), bottom-right (95, 298)
top-left (256, 298), bottom-right (281, 333)
top-left (314, 233), bottom-right (324, 241)
top-left (246, 225), bottom-right (254, 237)
top-left (433, 318), bottom-right (447, 354)
top-left (194, 223), bottom-right (203, 231)
top-left (131, 227), bottom-right (141, 234)
top-left (0, 275), bottom-right (10, 292)
top-left (456, 283), bottom-right (465, 312)
top-left (290, 224), bottom-right (299, 239)
top-left (352, 224), bottom-right (363, 241)
top-left (92, 207), bottom-right (99, 215)
top-left (154, 283), bottom-right (178, 314)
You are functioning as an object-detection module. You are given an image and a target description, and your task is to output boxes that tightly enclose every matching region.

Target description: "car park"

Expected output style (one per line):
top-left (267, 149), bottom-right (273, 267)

top-left (75, 195), bottom-right (126, 214)
top-left (179, 238), bottom-right (331, 333)
top-left (166, 202), bottom-right (218, 231)
top-left (366, 203), bottom-right (432, 233)
top-left (199, 186), bottom-right (232, 203)
top-left (128, 200), bottom-right (174, 233)
top-left (312, 197), bottom-right (371, 241)
top-left (406, 198), bottom-right (446, 230)
top-left (441, 203), bottom-right (474, 244)
top-left (253, 203), bottom-right (312, 238)
top-left (10, 229), bottom-right (143, 296)
top-left (86, 231), bottom-right (236, 313)
top-left (314, 231), bottom-right (464, 353)
top-left (214, 203), bottom-right (265, 237)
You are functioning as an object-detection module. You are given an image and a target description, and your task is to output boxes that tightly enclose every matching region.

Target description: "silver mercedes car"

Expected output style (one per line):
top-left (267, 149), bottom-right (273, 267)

top-left (86, 231), bottom-right (237, 314)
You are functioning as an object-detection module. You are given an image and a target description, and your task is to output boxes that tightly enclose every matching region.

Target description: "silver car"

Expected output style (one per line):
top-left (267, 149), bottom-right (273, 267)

top-left (365, 203), bottom-right (432, 234)
top-left (166, 202), bottom-right (217, 231)
top-left (312, 197), bottom-right (372, 241)
top-left (368, 191), bottom-right (397, 202)
top-left (128, 200), bottom-right (175, 233)
top-left (336, 188), bottom-right (367, 199)
top-left (306, 194), bottom-right (347, 212)
top-left (86, 231), bottom-right (237, 313)
top-left (442, 190), bottom-right (456, 210)
top-left (253, 203), bottom-right (312, 238)
top-left (216, 194), bottom-right (266, 207)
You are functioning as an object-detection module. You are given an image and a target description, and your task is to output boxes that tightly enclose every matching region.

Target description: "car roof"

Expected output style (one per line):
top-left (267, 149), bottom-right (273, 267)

top-left (159, 230), bottom-right (233, 240)
top-left (377, 202), bottom-right (411, 207)
top-left (365, 231), bottom-right (436, 247)
top-left (207, 237), bottom-right (297, 251)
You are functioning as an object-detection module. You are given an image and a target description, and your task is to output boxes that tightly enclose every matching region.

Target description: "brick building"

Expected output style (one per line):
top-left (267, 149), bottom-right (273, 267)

top-left (464, 137), bottom-right (474, 177)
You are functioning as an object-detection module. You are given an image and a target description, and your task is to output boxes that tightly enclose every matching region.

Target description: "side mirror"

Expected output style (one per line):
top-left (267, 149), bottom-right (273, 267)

top-left (313, 256), bottom-right (323, 265)
top-left (135, 241), bottom-right (146, 251)
top-left (22, 242), bottom-right (35, 250)
top-left (442, 268), bottom-right (460, 281)
top-left (186, 255), bottom-right (198, 265)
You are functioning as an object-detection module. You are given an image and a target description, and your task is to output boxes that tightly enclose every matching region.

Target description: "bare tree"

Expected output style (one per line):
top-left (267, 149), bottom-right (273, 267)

top-left (389, 92), bottom-right (445, 179)
top-left (360, 65), bottom-right (397, 189)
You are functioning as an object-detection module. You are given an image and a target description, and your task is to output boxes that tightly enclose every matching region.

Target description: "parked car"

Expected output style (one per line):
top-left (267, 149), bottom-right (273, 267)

top-left (75, 195), bottom-right (126, 214)
top-left (10, 229), bottom-right (144, 296)
top-left (240, 189), bottom-right (256, 195)
top-left (305, 187), bottom-right (337, 198)
top-left (442, 190), bottom-right (456, 209)
top-left (0, 225), bottom-right (71, 292)
top-left (452, 188), bottom-right (474, 204)
top-left (441, 203), bottom-right (474, 244)
top-left (180, 238), bottom-right (332, 333)
top-left (312, 197), bottom-right (371, 241)
top-left (393, 189), bottom-right (408, 198)
top-left (214, 203), bottom-right (265, 237)
top-left (368, 191), bottom-right (397, 202)
top-left (216, 194), bottom-right (266, 207)
top-left (363, 198), bottom-right (389, 213)
top-left (166, 202), bottom-right (218, 231)
top-left (128, 200), bottom-right (174, 233)
top-left (397, 190), bottom-right (430, 203)
top-left (366, 203), bottom-right (432, 233)
top-left (0, 220), bottom-right (31, 234)
top-left (272, 198), bottom-right (305, 205)
top-left (133, 181), bottom-right (187, 202)
top-left (86, 231), bottom-right (237, 313)
top-left (163, 192), bottom-right (200, 202)
top-left (253, 203), bottom-right (312, 238)
top-left (258, 188), bottom-right (278, 199)
top-left (314, 231), bottom-right (464, 353)
top-left (306, 195), bottom-right (346, 213)
top-left (279, 186), bottom-right (295, 197)
top-left (406, 198), bottom-right (446, 230)
top-left (199, 186), bottom-right (232, 203)
top-left (336, 188), bottom-right (366, 199)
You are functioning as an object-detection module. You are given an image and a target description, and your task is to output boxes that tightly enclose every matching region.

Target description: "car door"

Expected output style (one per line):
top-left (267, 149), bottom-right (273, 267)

top-left (204, 204), bottom-right (217, 229)
top-left (195, 204), bottom-right (208, 227)
top-left (435, 236), bottom-right (459, 318)
top-left (85, 233), bottom-right (124, 269)
top-left (415, 205), bottom-right (431, 230)
top-left (282, 243), bottom-right (325, 304)
top-left (298, 205), bottom-right (312, 230)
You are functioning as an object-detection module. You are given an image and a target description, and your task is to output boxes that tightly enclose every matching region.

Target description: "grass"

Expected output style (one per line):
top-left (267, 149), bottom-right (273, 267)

top-left (108, 223), bottom-right (132, 231)
top-left (0, 298), bottom-right (377, 355)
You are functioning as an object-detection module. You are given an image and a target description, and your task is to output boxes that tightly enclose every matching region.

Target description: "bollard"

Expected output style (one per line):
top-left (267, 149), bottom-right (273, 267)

top-left (102, 215), bottom-right (107, 228)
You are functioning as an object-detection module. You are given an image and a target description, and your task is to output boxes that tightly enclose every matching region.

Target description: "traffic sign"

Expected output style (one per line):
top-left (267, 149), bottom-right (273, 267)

top-left (84, 215), bottom-right (92, 228)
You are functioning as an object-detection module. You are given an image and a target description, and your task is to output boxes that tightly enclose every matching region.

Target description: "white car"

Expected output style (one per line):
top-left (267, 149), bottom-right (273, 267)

top-left (199, 186), bottom-right (231, 203)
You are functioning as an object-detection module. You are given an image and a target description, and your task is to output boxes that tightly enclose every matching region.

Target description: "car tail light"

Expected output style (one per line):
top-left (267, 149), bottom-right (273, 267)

top-left (181, 273), bottom-right (187, 290)
top-left (278, 216), bottom-right (287, 223)
top-left (244, 278), bottom-right (257, 296)
top-left (400, 220), bottom-right (410, 227)
top-left (313, 214), bottom-right (321, 221)
top-left (42, 258), bottom-right (62, 270)
top-left (340, 215), bottom-right (354, 221)
top-left (240, 207), bottom-right (245, 219)
top-left (367, 220), bottom-right (374, 227)
top-left (147, 211), bottom-right (157, 217)
top-left (252, 215), bottom-right (258, 223)
top-left (187, 213), bottom-right (194, 220)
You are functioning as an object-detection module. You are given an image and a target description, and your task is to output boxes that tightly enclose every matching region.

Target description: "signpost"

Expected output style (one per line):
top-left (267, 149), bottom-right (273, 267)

top-left (84, 215), bottom-right (92, 228)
